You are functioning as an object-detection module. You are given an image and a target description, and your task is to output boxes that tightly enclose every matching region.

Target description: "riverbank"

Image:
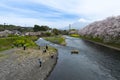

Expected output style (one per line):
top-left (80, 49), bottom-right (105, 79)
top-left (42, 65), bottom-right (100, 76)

top-left (0, 36), bottom-right (38, 51)
top-left (69, 34), bottom-right (120, 51)
top-left (43, 35), bottom-right (66, 46)
top-left (82, 39), bottom-right (120, 51)
top-left (0, 46), bottom-right (58, 80)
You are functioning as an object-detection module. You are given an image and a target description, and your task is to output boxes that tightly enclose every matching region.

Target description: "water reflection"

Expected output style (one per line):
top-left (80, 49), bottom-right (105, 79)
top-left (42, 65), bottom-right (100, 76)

top-left (36, 37), bottom-right (120, 80)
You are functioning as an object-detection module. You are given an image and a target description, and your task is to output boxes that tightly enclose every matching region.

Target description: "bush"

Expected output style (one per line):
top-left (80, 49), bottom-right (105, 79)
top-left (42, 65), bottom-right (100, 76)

top-left (45, 32), bottom-right (51, 36)
top-left (44, 36), bottom-right (66, 45)
top-left (13, 36), bottom-right (37, 47)
top-left (70, 34), bottom-right (80, 38)
top-left (0, 36), bottom-right (38, 51)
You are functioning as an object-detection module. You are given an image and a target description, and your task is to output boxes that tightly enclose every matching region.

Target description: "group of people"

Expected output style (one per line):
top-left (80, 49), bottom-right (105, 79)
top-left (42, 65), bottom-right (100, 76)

top-left (38, 45), bottom-right (48, 67)
top-left (38, 59), bottom-right (42, 67)
top-left (43, 45), bottom-right (48, 53)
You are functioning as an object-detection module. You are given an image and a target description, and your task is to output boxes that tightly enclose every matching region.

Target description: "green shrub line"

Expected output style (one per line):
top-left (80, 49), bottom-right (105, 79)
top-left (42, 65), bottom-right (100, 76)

top-left (43, 36), bottom-right (66, 45)
top-left (70, 34), bottom-right (80, 38)
top-left (70, 34), bottom-right (120, 49)
top-left (69, 34), bottom-right (120, 49)
top-left (0, 36), bottom-right (38, 51)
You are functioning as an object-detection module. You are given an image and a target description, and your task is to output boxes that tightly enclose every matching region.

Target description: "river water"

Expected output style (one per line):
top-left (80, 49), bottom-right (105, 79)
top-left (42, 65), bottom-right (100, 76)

top-left (36, 36), bottom-right (120, 80)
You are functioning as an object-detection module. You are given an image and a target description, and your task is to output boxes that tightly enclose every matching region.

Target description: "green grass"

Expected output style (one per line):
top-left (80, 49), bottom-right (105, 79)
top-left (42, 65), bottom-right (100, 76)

top-left (0, 54), bottom-right (6, 57)
top-left (105, 42), bottom-right (120, 49)
top-left (69, 34), bottom-right (120, 49)
top-left (79, 35), bottom-right (120, 49)
top-left (48, 46), bottom-right (57, 53)
top-left (43, 36), bottom-right (66, 45)
top-left (70, 34), bottom-right (80, 38)
top-left (0, 37), bottom-right (15, 51)
top-left (0, 36), bottom-right (38, 51)
top-left (0, 54), bottom-right (8, 61)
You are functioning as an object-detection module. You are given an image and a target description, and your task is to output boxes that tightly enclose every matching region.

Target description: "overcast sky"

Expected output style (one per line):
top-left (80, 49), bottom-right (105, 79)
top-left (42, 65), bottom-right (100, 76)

top-left (0, 0), bottom-right (120, 28)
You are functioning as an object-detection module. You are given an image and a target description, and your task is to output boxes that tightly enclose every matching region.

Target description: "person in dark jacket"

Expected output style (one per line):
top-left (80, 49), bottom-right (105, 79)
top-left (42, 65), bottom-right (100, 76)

top-left (46, 45), bottom-right (48, 50)
top-left (23, 45), bottom-right (26, 50)
top-left (38, 59), bottom-right (42, 67)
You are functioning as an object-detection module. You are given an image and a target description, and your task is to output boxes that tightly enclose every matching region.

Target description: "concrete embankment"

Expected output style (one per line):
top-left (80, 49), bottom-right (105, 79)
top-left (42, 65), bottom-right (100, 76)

top-left (0, 47), bottom-right (58, 80)
top-left (82, 39), bottom-right (120, 51)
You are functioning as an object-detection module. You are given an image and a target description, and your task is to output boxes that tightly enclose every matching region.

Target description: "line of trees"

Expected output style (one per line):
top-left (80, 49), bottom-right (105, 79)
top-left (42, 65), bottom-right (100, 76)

top-left (33, 25), bottom-right (69, 35)
top-left (0, 24), bottom-right (69, 36)
top-left (79, 16), bottom-right (120, 44)
top-left (33, 25), bottom-right (51, 32)
top-left (0, 24), bottom-right (33, 32)
top-left (0, 24), bottom-right (20, 31)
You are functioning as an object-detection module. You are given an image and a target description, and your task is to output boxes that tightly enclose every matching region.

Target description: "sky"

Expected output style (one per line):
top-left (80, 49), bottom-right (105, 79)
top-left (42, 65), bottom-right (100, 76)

top-left (0, 0), bottom-right (120, 28)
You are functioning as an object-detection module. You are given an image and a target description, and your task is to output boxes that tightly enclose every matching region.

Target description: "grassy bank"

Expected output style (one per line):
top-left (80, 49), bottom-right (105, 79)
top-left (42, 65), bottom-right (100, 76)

top-left (70, 34), bottom-right (80, 38)
top-left (0, 54), bottom-right (8, 61)
top-left (0, 36), bottom-right (38, 51)
top-left (43, 35), bottom-right (66, 45)
top-left (70, 34), bottom-right (120, 50)
top-left (0, 43), bottom-right (58, 80)
top-left (15, 46), bottom-right (57, 62)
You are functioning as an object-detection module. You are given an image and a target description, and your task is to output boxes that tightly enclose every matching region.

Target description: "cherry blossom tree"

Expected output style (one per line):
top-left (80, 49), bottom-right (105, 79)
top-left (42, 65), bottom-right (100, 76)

top-left (79, 16), bottom-right (120, 43)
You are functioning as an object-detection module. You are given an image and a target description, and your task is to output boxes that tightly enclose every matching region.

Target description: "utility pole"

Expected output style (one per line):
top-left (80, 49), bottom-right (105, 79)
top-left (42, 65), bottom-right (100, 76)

top-left (69, 24), bottom-right (71, 31)
top-left (4, 23), bottom-right (6, 30)
top-left (69, 24), bottom-right (71, 34)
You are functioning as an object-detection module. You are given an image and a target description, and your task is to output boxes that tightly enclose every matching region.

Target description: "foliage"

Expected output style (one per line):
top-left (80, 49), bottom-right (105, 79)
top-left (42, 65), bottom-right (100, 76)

top-left (8, 34), bottom-right (19, 37)
top-left (52, 29), bottom-right (69, 35)
top-left (79, 15), bottom-right (120, 48)
top-left (70, 34), bottom-right (80, 38)
top-left (44, 36), bottom-right (66, 45)
top-left (79, 16), bottom-right (120, 43)
top-left (79, 35), bottom-right (120, 48)
top-left (70, 29), bottom-right (76, 31)
top-left (33, 25), bottom-right (50, 32)
top-left (0, 54), bottom-right (8, 60)
top-left (0, 36), bottom-right (38, 51)
top-left (0, 24), bottom-right (33, 32)
top-left (0, 24), bottom-right (20, 31)
top-left (45, 32), bottom-right (51, 36)
top-left (60, 30), bottom-right (69, 35)
top-left (18, 27), bottom-right (33, 32)
top-left (13, 36), bottom-right (37, 47)
top-left (52, 28), bottom-right (59, 35)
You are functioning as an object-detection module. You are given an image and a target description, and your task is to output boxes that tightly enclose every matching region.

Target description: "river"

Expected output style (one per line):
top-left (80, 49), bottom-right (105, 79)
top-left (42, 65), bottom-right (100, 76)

top-left (36, 36), bottom-right (120, 80)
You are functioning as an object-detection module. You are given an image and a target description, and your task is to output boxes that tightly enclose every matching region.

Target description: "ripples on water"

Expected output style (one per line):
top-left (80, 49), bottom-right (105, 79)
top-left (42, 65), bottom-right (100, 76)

top-left (36, 37), bottom-right (120, 80)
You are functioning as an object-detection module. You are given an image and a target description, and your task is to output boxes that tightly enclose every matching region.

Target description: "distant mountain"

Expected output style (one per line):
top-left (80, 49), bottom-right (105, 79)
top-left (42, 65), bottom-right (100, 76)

top-left (0, 24), bottom-right (33, 32)
top-left (71, 21), bottom-right (89, 29)
top-left (62, 21), bottom-right (89, 30)
top-left (0, 24), bottom-right (20, 31)
top-left (79, 16), bottom-right (120, 43)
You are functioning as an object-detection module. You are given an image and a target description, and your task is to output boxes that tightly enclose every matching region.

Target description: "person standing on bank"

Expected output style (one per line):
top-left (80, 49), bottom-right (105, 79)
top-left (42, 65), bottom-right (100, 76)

top-left (38, 59), bottom-right (42, 67)
top-left (46, 45), bottom-right (48, 50)
top-left (23, 45), bottom-right (26, 50)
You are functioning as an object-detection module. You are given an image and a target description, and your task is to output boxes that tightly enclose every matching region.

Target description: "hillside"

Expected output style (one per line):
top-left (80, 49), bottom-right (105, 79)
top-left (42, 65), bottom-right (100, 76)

top-left (0, 24), bottom-right (33, 32)
top-left (79, 16), bottom-right (120, 48)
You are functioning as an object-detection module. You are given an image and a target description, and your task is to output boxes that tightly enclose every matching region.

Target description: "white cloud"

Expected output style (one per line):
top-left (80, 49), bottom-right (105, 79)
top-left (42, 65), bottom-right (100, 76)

top-left (0, 14), bottom-right (72, 28)
top-left (0, 0), bottom-right (120, 28)
top-left (29, 0), bottom-right (120, 19)
top-left (78, 18), bottom-right (90, 23)
top-left (29, 0), bottom-right (120, 13)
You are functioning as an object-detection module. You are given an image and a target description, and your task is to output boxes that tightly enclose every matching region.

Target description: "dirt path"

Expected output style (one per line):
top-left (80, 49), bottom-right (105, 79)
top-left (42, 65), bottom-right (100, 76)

top-left (0, 47), bottom-right (57, 80)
